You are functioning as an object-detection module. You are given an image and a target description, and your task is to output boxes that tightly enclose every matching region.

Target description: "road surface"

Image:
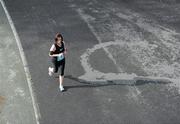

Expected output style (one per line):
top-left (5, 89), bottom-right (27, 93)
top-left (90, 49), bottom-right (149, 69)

top-left (1, 0), bottom-right (180, 124)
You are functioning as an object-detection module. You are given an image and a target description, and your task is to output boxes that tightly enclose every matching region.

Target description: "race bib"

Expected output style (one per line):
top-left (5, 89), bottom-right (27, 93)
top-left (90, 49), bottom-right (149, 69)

top-left (57, 53), bottom-right (64, 61)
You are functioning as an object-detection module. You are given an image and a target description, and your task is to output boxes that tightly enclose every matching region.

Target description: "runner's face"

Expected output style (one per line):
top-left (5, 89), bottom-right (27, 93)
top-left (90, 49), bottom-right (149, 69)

top-left (57, 37), bottom-right (62, 43)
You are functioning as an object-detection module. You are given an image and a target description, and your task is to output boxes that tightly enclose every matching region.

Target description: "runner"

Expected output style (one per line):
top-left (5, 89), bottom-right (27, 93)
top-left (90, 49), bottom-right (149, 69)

top-left (48, 33), bottom-right (67, 92)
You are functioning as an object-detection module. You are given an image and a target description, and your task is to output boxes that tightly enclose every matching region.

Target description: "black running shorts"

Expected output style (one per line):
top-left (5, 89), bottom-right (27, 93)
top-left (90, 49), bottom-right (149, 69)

top-left (52, 57), bottom-right (65, 76)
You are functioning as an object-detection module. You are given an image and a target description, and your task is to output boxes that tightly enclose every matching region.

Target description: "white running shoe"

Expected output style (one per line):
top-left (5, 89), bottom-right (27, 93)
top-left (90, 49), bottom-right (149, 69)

top-left (59, 85), bottom-right (65, 92)
top-left (48, 67), bottom-right (53, 76)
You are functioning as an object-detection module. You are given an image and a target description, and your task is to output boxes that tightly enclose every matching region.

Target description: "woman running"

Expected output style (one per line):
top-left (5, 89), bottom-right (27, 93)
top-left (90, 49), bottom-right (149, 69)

top-left (48, 33), bottom-right (67, 92)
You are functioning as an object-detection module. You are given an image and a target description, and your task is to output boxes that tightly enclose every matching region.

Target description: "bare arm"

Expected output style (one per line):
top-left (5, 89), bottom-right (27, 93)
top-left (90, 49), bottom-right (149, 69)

top-left (49, 53), bottom-right (61, 57)
top-left (49, 44), bottom-right (61, 57)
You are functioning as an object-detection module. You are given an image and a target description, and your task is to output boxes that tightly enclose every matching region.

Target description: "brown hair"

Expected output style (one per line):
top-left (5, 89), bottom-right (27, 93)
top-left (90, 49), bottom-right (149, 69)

top-left (55, 33), bottom-right (63, 41)
top-left (54, 37), bottom-right (58, 43)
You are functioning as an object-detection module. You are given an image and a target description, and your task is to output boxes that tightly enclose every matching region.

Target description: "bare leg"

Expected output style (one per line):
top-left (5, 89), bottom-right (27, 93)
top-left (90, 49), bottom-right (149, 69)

top-left (59, 75), bottom-right (64, 91)
top-left (59, 75), bottom-right (64, 86)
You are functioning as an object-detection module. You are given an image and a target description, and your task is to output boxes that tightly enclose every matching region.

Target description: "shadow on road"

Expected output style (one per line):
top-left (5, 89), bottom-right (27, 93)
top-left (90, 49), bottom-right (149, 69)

top-left (55, 75), bottom-right (172, 90)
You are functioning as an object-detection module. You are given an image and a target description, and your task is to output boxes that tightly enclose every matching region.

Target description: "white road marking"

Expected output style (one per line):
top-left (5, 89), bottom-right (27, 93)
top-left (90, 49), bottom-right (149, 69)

top-left (77, 9), bottom-right (123, 73)
top-left (0, 0), bottom-right (41, 124)
top-left (77, 8), bottom-right (142, 98)
top-left (75, 4), bottom-right (180, 93)
top-left (79, 41), bottom-right (179, 82)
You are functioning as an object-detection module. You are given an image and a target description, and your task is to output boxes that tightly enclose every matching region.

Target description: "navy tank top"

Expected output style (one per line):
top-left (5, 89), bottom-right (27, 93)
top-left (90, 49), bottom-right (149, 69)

top-left (53, 42), bottom-right (65, 61)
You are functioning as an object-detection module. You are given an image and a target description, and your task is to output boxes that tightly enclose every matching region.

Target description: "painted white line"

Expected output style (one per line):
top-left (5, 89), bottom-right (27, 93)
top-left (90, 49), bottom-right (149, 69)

top-left (77, 8), bottom-right (142, 97)
top-left (0, 0), bottom-right (41, 124)
top-left (79, 40), bottom-right (179, 82)
top-left (77, 9), bottom-right (123, 73)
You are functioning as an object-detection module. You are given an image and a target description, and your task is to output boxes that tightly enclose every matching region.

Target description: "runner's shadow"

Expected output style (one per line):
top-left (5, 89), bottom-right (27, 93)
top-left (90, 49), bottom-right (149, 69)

top-left (60, 75), bottom-right (172, 90)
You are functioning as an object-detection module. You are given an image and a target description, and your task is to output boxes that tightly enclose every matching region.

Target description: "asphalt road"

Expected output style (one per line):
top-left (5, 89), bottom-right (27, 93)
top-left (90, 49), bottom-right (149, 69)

top-left (3, 0), bottom-right (180, 124)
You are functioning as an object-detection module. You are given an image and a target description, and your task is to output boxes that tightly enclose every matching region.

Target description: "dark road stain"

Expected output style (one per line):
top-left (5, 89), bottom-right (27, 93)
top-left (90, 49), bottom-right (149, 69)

top-left (0, 96), bottom-right (6, 113)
